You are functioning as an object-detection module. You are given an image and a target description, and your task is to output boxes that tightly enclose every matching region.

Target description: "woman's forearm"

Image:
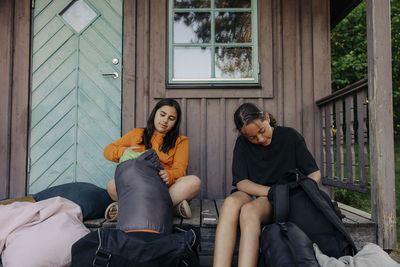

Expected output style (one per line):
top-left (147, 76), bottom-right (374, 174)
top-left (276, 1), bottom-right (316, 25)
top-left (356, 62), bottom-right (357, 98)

top-left (307, 170), bottom-right (321, 184)
top-left (236, 179), bottom-right (270, 197)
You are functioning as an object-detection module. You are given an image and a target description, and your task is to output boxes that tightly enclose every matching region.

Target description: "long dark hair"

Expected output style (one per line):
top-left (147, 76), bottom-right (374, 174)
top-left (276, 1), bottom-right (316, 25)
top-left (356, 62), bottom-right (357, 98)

top-left (140, 98), bottom-right (182, 153)
top-left (234, 103), bottom-right (277, 132)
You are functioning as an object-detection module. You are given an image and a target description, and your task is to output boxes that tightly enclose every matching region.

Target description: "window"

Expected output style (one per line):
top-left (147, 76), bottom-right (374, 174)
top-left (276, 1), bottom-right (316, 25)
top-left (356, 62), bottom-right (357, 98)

top-left (168, 0), bottom-right (258, 84)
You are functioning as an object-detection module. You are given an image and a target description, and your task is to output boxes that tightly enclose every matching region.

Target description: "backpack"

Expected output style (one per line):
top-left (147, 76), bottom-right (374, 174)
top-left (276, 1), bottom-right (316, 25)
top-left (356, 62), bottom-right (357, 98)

top-left (258, 222), bottom-right (319, 267)
top-left (71, 225), bottom-right (201, 267)
top-left (268, 170), bottom-right (357, 258)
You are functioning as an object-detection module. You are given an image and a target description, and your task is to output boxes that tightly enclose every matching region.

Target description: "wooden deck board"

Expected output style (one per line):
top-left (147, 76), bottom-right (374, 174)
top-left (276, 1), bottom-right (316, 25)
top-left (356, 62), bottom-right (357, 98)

top-left (182, 199), bottom-right (201, 226)
top-left (201, 199), bottom-right (218, 227)
top-left (87, 199), bottom-right (376, 230)
top-left (85, 199), bottom-right (377, 254)
top-left (338, 202), bottom-right (372, 220)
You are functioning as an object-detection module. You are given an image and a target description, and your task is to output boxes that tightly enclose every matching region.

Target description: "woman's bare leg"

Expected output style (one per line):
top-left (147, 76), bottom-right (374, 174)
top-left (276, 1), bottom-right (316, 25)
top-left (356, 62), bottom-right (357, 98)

top-left (168, 175), bottom-right (201, 206)
top-left (238, 197), bottom-right (272, 267)
top-left (213, 191), bottom-right (253, 267)
top-left (106, 178), bottom-right (118, 201)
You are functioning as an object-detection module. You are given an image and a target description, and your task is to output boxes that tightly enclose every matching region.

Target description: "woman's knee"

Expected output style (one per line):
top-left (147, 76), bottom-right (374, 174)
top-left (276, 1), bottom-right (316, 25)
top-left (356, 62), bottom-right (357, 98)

top-left (106, 179), bottom-right (118, 201)
top-left (220, 195), bottom-right (245, 215)
top-left (239, 199), bottom-right (272, 226)
top-left (187, 175), bottom-right (202, 192)
top-left (239, 202), bottom-right (260, 225)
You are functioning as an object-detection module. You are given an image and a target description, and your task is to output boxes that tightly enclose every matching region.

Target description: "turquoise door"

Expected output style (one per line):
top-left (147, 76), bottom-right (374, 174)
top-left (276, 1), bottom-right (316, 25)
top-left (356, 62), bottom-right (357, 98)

top-left (29, 0), bottom-right (123, 193)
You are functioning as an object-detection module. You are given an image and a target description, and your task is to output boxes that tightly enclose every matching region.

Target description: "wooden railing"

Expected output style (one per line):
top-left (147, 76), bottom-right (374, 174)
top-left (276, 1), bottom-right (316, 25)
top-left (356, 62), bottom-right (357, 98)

top-left (316, 78), bottom-right (370, 194)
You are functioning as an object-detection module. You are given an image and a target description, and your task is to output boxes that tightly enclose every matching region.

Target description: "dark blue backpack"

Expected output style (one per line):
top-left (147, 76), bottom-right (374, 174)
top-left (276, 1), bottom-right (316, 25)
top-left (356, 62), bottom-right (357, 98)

top-left (71, 226), bottom-right (200, 267)
top-left (259, 222), bottom-right (319, 267)
top-left (267, 170), bottom-right (357, 258)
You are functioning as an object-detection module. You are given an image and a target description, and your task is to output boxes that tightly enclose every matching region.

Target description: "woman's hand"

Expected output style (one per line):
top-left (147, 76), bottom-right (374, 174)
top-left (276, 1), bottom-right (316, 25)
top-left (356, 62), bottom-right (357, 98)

top-left (122, 146), bottom-right (140, 155)
top-left (159, 170), bottom-right (169, 185)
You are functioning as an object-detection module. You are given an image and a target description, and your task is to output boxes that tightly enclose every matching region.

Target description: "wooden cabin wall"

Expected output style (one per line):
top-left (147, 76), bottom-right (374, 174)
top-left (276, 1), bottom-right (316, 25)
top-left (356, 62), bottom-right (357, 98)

top-left (0, 0), bottom-right (31, 199)
top-left (0, 0), bottom-right (331, 200)
top-left (131, 0), bottom-right (331, 199)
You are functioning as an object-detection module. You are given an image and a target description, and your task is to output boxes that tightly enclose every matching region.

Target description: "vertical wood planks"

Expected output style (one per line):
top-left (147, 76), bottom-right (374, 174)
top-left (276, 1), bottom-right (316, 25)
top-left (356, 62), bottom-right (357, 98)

top-left (300, 0), bottom-right (315, 155)
top-left (366, 0), bottom-right (397, 248)
top-left (273, 0), bottom-right (284, 125)
top-left (0, 7), bottom-right (12, 149)
top-left (200, 99), bottom-right (207, 198)
top-left (0, 0), bottom-right (13, 199)
top-left (187, 100), bottom-right (201, 183)
top-left (10, 0), bottom-right (31, 198)
top-left (258, 0), bottom-right (274, 98)
top-left (295, 0), bottom-right (303, 132)
top-left (317, 82), bottom-right (371, 194)
top-left (345, 96), bottom-right (356, 182)
top-left (357, 91), bottom-right (368, 186)
top-left (282, 0), bottom-right (297, 127)
top-left (312, 0), bottom-right (331, 188)
top-left (335, 101), bottom-right (344, 180)
top-left (325, 104), bottom-right (334, 178)
top-left (206, 99), bottom-right (222, 199)
top-left (225, 99), bottom-right (238, 196)
top-left (135, 0), bottom-right (150, 127)
top-left (181, 98), bottom-right (187, 136)
top-left (219, 99), bottom-right (226, 198)
top-left (122, 0), bottom-right (136, 134)
top-left (321, 106), bottom-right (326, 178)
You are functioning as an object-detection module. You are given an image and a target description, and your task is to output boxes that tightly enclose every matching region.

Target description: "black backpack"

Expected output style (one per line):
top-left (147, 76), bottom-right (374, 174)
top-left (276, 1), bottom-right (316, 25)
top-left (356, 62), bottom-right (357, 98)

top-left (258, 222), bottom-right (319, 267)
top-left (268, 170), bottom-right (357, 258)
top-left (71, 226), bottom-right (201, 267)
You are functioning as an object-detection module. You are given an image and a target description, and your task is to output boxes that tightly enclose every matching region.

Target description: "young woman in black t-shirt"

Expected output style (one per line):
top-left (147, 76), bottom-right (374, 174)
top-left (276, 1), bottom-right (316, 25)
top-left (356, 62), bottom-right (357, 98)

top-left (213, 103), bottom-right (321, 267)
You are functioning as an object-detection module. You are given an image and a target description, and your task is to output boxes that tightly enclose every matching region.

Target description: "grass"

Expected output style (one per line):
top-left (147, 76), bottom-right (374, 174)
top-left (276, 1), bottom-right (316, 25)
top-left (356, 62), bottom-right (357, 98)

top-left (334, 141), bottom-right (400, 246)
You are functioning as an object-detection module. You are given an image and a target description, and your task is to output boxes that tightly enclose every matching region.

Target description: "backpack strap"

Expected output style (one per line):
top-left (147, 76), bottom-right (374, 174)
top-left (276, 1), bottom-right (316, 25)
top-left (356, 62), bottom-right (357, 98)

top-left (273, 183), bottom-right (290, 222)
top-left (278, 223), bottom-right (299, 267)
top-left (93, 229), bottom-right (111, 267)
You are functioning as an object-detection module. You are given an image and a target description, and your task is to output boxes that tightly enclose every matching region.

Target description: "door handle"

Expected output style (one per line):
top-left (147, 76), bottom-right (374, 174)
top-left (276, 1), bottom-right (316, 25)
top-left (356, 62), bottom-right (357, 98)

top-left (102, 72), bottom-right (119, 79)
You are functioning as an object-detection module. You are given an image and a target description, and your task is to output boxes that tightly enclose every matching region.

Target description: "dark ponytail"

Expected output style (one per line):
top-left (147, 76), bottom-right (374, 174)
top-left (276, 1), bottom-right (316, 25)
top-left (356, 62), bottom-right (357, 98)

top-left (234, 103), bottom-right (277, 132)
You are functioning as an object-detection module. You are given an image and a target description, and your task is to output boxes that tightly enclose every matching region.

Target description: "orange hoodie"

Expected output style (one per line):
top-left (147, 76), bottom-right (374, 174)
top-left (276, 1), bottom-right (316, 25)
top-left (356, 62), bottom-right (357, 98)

top-left (104, 128), bottom-right (188, 185)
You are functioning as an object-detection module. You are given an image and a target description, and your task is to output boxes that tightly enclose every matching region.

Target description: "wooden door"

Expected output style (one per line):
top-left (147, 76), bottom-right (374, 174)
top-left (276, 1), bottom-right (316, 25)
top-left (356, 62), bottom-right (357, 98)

top-left (29, 0), bottom-right (123, 193)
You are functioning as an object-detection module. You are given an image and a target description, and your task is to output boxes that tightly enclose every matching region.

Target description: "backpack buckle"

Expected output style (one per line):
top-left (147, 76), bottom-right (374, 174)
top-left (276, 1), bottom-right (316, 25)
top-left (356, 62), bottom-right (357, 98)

top-left (93, 249), bottom-right (111, 267)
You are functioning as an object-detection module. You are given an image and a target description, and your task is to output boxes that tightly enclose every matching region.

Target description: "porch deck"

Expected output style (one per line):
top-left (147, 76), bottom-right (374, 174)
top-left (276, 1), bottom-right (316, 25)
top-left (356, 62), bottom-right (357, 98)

top-left (83, 199), bottom-right (388, 266)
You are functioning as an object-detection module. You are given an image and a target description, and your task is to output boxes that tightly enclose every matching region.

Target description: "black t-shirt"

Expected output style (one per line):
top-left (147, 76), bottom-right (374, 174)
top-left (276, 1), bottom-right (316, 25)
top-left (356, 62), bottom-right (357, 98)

top-left (232, 126), bottom-right (319, 186)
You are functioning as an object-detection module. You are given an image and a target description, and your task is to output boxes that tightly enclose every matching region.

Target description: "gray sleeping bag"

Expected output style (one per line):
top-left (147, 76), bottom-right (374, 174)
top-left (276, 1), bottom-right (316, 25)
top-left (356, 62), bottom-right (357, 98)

top-left (115, 149), bottom-right (173, 234)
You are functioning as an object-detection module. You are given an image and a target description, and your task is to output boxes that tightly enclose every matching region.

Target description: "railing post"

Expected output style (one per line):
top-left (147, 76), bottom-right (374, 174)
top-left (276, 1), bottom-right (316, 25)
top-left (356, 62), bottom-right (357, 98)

top-left (366, 0), bottom-right (397, 249)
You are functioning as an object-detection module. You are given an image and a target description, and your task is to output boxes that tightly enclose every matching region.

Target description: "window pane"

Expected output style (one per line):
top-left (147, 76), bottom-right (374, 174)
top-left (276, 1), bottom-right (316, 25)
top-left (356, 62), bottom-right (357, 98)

top-left (215, 47), bottom-right (252, 78)
top-left (174, 0), bottom-right (210, 8)
top-left (174, 47), bottom-right (211, 78)
top-left (60, 0), bottom-right (97, 33)
top-left (174, 12), bottom-right (211, 43)
top-left (215, 0), bottom-right (251, 8)
top-left (215, 12), bottom-right (251, 43)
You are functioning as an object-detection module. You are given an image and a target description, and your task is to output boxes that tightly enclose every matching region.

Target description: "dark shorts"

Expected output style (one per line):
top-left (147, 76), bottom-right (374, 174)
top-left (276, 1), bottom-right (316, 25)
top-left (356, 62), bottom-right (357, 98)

top-left (230, 188), bottom-right (257, 199)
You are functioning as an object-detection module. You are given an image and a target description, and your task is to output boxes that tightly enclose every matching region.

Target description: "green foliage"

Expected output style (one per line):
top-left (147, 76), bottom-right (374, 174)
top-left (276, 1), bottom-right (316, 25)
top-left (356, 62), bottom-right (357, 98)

top-left (392, 0), bottom-right (400, 136)
top-left (334, 188), bottom-right (370, 213)
top-left (331, 0), bottom-right (400, 136)
top-left (332, 2), bottom-right (400, 243)
top-left (331, 2), bottom-right (367, 91)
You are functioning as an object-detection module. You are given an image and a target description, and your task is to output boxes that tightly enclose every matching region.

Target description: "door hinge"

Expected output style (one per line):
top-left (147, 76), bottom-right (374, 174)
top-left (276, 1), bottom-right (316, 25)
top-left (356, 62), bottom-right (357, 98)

top-left (27, 157), bottom-right (31, 173)
top-left (32, 0), bottom-right (35, 9)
